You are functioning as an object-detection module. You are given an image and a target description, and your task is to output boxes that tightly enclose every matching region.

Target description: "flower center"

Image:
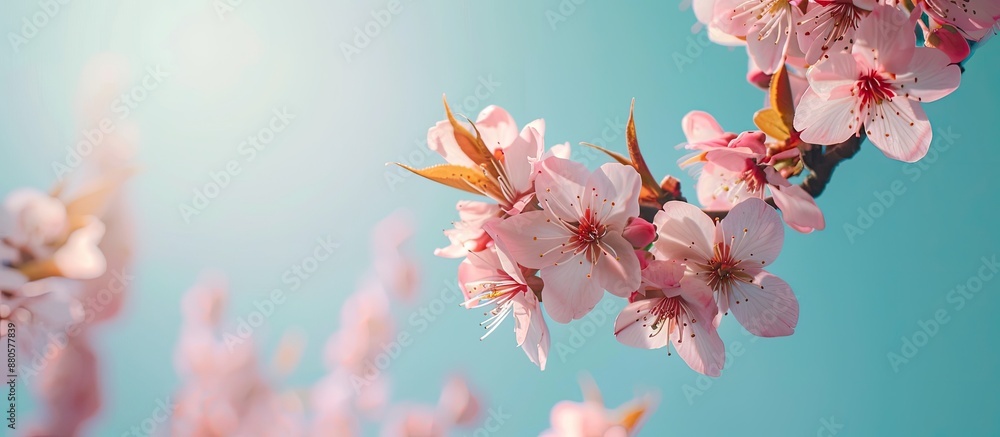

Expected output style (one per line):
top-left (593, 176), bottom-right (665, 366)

top-left (705, 243), bottom-right (754, 294)
top-left (856, 70), bottom-right (896, 107)
top-left (739, 162), bottom-right (769, 194)
top-left (575, 208), bottom-right (607, 245)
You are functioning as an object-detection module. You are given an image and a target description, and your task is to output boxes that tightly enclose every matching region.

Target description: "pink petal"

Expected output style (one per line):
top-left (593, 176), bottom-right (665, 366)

top-left (695, 163), bottom-right (743, 211)
top-left (864, 98), bottom-right (932, 163)
top-left (514, 291), bottom-right (550, 370)
top-left (923, 0), bottom-right (1000, 40)
top-left (493, 211), bottom-right (574, 270)
top-left (682, 111), bottom-right (726, 144)
top-left (894, 48), bottom-right (961, 103)
top-left (673, 299), bottom-right (726, 376)
top-left (427, 120), bottom-right (476, 168)
top-left (769, 182), bottom-right (825, 232)
top-left (535, 157), bottom-right (590, 221)
top-left (614, 299), bottom-right (670, 349)
top-left (503, 126), bottom-right (543, 198)
top-left (794, 87), bottom-right (860, 146)
top-left (653, 201), bottom-right (715, 264)
top-left (719, 198), bottom-right (784, 267)
top-left (726, 271), bottom-right (799, 337)
top-left (806, 52), bottom-right (860, 98)
top-left (640, 260), bottom-right (686, 290)
top-left (475, 105), bottom-right (518, 152)
top-left (853, 4), bottom-right (916, 72)
top-left (586, 163), bottom-right (641, 227)
top-left (746, 20), bottom-right (791, 74)
top-left (540, 261), bottom-right (606, 323)
top-left (593, 234), bottom-right (642, 297)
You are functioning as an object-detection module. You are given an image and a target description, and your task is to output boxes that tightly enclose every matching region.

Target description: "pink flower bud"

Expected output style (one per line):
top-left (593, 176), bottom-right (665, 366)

top-left (746, 59), bottom-right (772, 90)
top-left (623, 217), bottom-right (656, 249)
top-left (926, 23), bottom-right (970, 64)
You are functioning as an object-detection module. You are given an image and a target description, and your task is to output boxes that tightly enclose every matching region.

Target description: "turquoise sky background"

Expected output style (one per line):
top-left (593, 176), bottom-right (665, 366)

top-left (2, 1), bottom-right (999, 435)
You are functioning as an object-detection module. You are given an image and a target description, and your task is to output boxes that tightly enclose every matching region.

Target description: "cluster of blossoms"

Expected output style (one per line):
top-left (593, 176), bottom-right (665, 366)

top-left (404, 0), bottom-right (995, 379)
top-left (1, 55), bottom-right (137, 436)
top-left (697, 0), bottom-right (994, 161)
top-left (402, 102), bottom-right (797, 377)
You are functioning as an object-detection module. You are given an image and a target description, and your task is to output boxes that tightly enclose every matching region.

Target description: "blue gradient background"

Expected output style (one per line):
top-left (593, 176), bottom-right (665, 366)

top-left (2, 1), bottom-right (999, 435)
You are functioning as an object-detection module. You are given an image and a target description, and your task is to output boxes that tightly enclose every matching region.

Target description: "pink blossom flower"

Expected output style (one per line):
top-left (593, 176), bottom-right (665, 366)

top-left (427, 104), bottom-right (546, 213)
top-left (493, 158), bottom-right (642, 323)
top-left (458, 231), bottom-right (549, 370)
top-left (654, 198), bottom-right (799, 337)
top-left (435, 201), bottom-right (501, 258)
top-left (701, 131), bottom-right (825, 232)
top-left (796, 0), bottom-right (875, 64)
top-left (614, 259), bottom-right (725, 376)
top-left (541, 376), bottom-right (656, 437)
top-left (713, 0), bottom-right (805, 74)
top-left (794, 4), bottom-right (962, 162)
top-left (915, 0), bottom-right (1000, 41)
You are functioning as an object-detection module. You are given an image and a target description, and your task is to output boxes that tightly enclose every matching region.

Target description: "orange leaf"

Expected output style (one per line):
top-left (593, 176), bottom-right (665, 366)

top-left (443, 96), bottom-right (495, 172)
top-left (753, 108), bottom-right (790, 141)
top-left (393, 163), bottom-right (498, 198)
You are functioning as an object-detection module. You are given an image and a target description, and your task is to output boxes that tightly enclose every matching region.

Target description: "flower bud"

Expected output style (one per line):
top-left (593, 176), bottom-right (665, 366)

top-left (926, 23), bottom-right (970, 64)
top-left (623, 217), bottom-right (656, 249)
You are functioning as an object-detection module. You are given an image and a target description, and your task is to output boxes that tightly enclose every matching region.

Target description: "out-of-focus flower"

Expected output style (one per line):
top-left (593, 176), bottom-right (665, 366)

top-left (372, 210), bottom-right (420, 301)
top-left (540, 376), bottom-right (656, 437)
top-left (437, 375), bottom-right (481, 427)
